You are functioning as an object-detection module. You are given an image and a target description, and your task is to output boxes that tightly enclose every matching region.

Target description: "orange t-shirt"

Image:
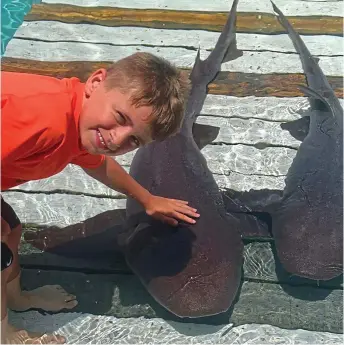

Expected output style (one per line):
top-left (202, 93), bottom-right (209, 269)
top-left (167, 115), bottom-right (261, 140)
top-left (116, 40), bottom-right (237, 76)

top-left (1, 71), bottom-right (105, 191)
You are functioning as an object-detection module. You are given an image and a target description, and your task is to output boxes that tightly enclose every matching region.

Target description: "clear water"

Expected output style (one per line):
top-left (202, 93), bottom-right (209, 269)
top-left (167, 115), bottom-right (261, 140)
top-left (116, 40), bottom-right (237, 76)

top-left (3, 0), bottom-right (342, 343)
top-left (1, 0), bottom-right (41, 56)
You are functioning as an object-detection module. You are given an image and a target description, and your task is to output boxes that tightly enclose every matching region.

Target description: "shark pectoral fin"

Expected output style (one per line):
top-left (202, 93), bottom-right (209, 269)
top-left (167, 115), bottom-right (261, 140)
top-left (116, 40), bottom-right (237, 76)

top-left (222, 192), bottom-right (272, 239)
top-left (228, 212), bottom-right (272, 240)
top-left (298, 85), bottom-right (333, 113)
top-left (192, 123), bottom-right (220, 149)
top-left (222, 188), bottom-right (284, 240)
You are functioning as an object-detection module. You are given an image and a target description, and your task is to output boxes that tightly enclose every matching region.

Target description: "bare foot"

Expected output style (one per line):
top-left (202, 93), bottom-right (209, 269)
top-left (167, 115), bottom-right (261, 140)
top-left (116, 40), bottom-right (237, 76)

top-left (4, 323), bottom-right (66, 344)
top-left (9, 285), bottom-right (78, 312)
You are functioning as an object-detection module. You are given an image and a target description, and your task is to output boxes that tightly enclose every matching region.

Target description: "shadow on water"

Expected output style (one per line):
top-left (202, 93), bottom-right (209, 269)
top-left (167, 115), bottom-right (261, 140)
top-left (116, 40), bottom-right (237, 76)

top-left (122, 217), bottom-right (196, 278)
top-left (280, 115), bottom-right (310, 142)
top-left (22, 209), bottom-right (128, 259)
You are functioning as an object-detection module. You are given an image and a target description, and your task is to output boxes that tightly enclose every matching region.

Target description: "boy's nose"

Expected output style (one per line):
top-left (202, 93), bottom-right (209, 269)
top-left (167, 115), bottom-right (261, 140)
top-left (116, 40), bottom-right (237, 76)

top-left (109, 127), bottom-right (132, 149)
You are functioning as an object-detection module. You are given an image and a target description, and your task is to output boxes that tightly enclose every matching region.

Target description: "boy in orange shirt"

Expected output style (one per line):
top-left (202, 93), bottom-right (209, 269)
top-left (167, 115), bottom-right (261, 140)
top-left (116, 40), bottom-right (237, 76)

top-left (1, 52), bottom-right (199, 344)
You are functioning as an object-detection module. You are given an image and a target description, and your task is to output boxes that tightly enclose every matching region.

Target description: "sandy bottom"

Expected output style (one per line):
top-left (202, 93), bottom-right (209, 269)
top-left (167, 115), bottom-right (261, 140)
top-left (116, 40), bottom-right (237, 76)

top-left (9, 310), bottom-right (343, 344)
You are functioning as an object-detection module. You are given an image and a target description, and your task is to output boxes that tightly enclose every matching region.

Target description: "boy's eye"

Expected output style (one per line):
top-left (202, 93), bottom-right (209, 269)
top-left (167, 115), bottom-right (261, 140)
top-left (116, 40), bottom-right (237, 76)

top-left (131, 137), bottom-right (140, 147)
top-left (117, 112), bottom-right (126, 124)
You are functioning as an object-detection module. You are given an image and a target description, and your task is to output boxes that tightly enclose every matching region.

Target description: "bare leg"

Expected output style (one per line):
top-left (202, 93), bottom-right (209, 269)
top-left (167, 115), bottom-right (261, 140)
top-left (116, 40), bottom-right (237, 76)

top-left (1, 243), bottom-right (66, 344)
top-left (6, 224), bottom-right (78, 312)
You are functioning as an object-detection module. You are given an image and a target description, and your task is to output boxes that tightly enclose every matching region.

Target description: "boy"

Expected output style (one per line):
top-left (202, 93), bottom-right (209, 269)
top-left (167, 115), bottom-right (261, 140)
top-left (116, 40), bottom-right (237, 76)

top-left (1, 52), bottom-right (200, 343)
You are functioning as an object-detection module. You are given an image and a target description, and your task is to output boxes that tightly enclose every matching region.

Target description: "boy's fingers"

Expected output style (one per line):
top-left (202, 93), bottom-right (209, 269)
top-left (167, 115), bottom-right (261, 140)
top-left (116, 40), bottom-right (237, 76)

top-left (175, 206), bottom-right (200, 218)
top-left (174, 212), bottom-right (196, 224)
top-left (183, 206), bottom-right (198, 213)
top-left (173, 199), bottom-right (189, 205)
top-left (173, 201), bottom-right (197, 212)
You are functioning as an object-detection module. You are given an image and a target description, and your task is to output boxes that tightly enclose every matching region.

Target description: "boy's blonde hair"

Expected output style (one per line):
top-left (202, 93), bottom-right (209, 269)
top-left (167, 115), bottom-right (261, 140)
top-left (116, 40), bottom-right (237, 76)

top-left (104, 52), bottom-right (190, 141)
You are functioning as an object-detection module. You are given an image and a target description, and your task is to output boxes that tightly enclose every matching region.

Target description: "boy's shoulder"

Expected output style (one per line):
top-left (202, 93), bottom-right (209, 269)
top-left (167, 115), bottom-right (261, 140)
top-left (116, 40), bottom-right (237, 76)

top-left (1, 71), bottom-right (81, 99)
top-left (2, 71), bottom-right (85, 151)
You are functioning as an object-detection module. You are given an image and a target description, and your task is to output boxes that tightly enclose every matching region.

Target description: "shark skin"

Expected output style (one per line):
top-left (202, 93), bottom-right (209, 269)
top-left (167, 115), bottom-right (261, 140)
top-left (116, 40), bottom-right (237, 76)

top-left (268, 2), bottom-right (343, 281)
top-left (121, 0), bottom-right (259, 318)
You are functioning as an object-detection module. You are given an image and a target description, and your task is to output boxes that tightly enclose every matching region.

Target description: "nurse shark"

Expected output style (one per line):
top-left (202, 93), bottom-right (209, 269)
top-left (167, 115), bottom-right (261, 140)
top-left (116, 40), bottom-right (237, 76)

top-left (266, 2), bottom-right (343, 280)
top-left (121, 0), bottom-right (264, 318)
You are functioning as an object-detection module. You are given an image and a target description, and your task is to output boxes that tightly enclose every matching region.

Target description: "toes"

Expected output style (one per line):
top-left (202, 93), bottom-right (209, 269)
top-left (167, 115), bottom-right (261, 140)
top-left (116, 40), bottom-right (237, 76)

top-left (64, 299), bottom-right (78, 309)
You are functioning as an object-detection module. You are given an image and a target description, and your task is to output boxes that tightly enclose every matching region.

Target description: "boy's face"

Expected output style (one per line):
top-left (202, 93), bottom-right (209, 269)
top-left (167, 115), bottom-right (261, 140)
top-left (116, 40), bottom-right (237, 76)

top-left (79, 69), bottom-right (154, 156)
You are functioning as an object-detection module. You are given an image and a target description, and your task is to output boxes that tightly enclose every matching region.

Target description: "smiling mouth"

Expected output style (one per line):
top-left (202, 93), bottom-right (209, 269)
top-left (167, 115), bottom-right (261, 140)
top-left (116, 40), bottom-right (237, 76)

top-left (96, 129), bottom-right (108, 150)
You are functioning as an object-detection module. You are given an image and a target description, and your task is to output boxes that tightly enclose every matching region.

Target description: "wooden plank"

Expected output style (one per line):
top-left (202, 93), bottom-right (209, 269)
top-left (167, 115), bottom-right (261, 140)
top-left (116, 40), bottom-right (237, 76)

top-left (10, 165), bottom-right (130, 198)
top-left (41, 0), bottom-right (344, 16)
top-left (196, 116), bottom-right (300, 147)
top-left (201, 95), bottom-right (331, 121)
top-left (15, 22), bottom-right (343, 56)
top-left (10, 144), bottom-right (295, 196)
top-left (5, 38), bottom-right (342, 76)
top-left (3, 58), bottom-right (343, 98)
top-left (215, 173), bottom-right (286, 192)
top-left (114, 144), bottom-right (296, 177)
top-left (20, 268), bottom-right (343, 333)
top-left (10, 167), bottom-right (287, 196)
top-left (27, 4), bottom-right (343, 35)
top-left (1, 192), bottom-right (126, 227)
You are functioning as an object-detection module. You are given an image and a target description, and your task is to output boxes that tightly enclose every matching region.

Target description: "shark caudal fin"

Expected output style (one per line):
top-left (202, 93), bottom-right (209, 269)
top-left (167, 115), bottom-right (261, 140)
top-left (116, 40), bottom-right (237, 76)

top-left (271, 1), bottom-right (343, 122)
top-left (181, 0), bottom-right (243, 133)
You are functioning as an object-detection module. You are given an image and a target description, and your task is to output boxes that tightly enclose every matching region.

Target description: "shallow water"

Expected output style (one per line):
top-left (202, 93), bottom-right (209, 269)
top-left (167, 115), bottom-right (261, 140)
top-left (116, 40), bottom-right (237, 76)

top-left (9, 311), bottom-right (344, 344)
top-left (2, 0), bottom-right (343, 343)
top-left (1, 0), bottom-right (41, 56)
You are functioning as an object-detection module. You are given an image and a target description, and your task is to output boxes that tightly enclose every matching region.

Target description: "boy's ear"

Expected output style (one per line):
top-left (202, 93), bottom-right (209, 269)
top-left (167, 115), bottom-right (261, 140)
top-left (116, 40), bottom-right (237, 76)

top-left (84, 68), bottom-right (107, 97)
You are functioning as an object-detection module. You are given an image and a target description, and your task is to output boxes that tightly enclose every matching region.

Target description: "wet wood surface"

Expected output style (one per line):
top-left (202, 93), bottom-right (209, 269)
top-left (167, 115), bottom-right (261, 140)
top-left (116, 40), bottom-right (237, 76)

top-left (26, 4), bottom-right (343, 35)
top-left (2, 58), bottom-right (343, 97)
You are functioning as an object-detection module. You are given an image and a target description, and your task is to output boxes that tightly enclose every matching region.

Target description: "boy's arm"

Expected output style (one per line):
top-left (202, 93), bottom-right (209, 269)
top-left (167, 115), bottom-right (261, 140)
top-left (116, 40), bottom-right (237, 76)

top-left (82, 156), bottom-right (199, 226)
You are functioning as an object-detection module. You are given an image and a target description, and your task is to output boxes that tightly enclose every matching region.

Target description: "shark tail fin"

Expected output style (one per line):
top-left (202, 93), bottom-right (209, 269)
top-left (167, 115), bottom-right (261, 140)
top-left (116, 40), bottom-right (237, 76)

top-left (270, 1), bottom-right (325, 79)
top-left (181, 0), bottom-right (243, 135)
top-left (200, 0), bottom-right (243, 78)
top-left (271, 1), bottom-right (312, 58)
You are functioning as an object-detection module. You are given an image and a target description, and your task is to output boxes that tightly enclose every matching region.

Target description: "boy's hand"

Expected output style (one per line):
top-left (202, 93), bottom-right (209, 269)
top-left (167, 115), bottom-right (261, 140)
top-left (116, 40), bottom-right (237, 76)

top-left (144, 195), bottom-right (200, 226)
top-left (83, 159), bottom-right (199, 227)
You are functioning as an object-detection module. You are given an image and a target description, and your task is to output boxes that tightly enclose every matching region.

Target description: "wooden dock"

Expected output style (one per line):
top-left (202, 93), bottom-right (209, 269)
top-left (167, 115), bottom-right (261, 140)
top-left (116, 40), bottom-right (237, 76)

top-left (2, 0), bottom-right (343, 337)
